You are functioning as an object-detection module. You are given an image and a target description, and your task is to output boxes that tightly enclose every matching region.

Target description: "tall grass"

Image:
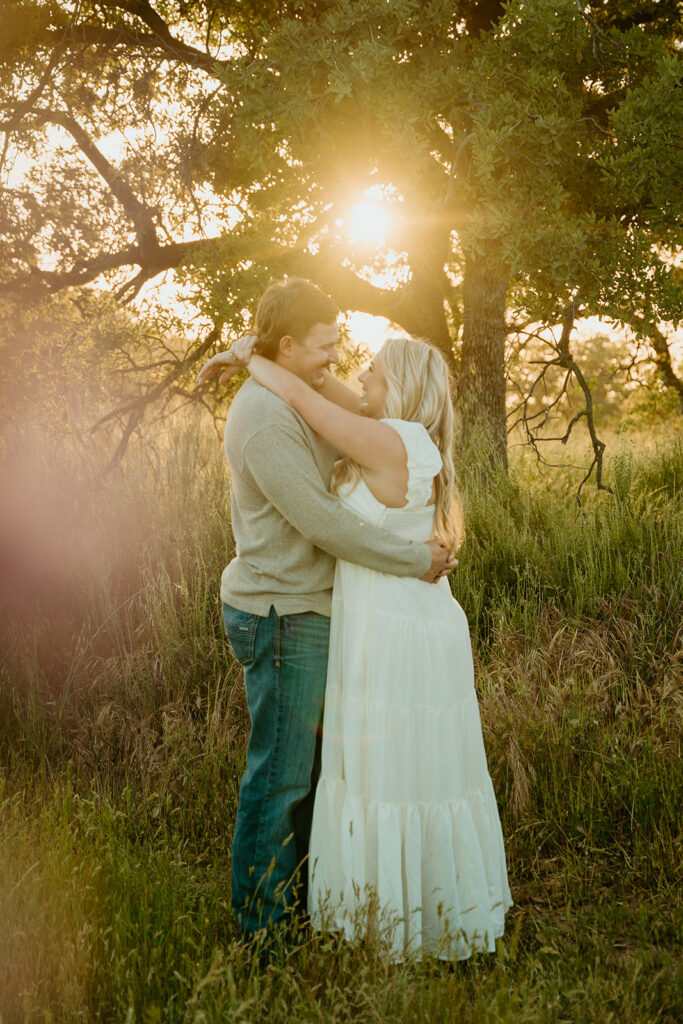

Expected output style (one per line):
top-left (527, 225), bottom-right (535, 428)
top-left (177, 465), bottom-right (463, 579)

top-left (0, 415), bottom-right (681, 1022)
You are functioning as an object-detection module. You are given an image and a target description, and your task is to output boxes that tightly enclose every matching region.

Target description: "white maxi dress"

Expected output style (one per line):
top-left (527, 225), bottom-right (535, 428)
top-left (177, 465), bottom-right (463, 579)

top-left (308, 418), bottom-right (512, 961)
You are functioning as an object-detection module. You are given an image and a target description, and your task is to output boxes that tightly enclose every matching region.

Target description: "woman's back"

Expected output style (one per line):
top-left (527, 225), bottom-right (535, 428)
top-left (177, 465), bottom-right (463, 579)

top-left (337, 417), bottom-right (443, 543)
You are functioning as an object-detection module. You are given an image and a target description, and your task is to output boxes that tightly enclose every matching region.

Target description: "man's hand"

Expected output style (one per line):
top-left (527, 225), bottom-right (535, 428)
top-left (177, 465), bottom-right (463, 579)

top-left (422, 539), bottom-right (458, 583)
top-left (196, 335), bottom-right (258, 385)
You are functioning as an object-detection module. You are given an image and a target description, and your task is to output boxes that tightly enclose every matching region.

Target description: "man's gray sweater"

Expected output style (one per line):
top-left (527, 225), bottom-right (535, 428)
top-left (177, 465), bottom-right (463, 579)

top-left (221, 379), bottom-right (431, 617)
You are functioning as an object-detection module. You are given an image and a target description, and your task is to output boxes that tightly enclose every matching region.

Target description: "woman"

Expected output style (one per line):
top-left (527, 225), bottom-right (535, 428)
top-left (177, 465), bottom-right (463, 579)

top-left (221, 334), bottom-right (511, 961)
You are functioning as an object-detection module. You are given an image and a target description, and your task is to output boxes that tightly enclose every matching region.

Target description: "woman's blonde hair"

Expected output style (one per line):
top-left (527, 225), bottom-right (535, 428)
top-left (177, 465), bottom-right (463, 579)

top-left (331, 336), bottom-right (464, 549)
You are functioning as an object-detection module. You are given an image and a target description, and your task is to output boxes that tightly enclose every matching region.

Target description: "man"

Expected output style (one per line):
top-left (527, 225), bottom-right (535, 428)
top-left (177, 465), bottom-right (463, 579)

top-left (198, 277), bottom-right (456, 943)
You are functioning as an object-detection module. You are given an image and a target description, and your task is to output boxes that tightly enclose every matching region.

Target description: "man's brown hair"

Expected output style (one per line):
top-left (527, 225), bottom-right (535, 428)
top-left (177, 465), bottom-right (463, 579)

top-left (254, 278), bottom-right (339, 359)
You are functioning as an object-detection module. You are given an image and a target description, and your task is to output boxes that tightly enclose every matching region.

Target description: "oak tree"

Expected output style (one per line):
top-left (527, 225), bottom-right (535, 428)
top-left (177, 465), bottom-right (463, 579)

top-left (1, 0), bottom-right (681, 471)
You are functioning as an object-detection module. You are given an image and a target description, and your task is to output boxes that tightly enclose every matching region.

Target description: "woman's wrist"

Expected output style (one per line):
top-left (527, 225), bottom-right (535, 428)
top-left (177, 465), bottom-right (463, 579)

top-left (227, 336), bottom-right (256, 366)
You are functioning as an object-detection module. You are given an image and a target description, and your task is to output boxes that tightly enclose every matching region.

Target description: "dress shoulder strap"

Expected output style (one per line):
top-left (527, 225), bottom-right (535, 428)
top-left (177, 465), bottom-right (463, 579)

top-left (380, 418), bottom-right (443, 507)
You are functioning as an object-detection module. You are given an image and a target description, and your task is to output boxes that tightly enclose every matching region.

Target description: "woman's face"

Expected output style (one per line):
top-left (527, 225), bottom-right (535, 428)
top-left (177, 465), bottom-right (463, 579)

top-left (359, 351), bottom-right (388, 418)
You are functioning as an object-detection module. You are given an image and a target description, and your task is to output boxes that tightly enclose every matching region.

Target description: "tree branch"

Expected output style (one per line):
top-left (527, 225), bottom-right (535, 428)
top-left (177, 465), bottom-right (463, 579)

top-left (1, 47), bottom-right (65, 131)
top-left (291, 248), bottom-right (454, 360)
top-left (554, 304), bottom-right (613, 503)
top-left (30, 108), bottom-right (158, 251)
top-left (99, 323), bottom-right (223, 472)
top-left (581, 87), bottom-right (628, 127)
top-left (0, 237), bottom-right (216, 300)
top-left (39, 24), bottom-right (217, 69)
top-left (508, 303), bottom-right (613, 505)
top-left (61, 1), bottom-right (230, 73)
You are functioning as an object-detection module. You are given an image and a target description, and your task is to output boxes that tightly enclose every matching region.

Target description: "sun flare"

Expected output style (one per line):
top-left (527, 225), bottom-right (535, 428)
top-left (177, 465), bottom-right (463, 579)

top-left (348, 202), bottom-right (390, 245)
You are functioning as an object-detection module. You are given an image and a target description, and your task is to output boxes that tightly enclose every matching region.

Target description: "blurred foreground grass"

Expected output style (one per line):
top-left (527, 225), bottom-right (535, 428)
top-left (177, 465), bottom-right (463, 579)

top-left (0, 414), bottom-right (681, 1023)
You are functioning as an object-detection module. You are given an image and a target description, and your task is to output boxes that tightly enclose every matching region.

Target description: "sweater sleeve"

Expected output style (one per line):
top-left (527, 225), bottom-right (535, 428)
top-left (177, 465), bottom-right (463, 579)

top-left (243, 423), bottom-right (431, 578)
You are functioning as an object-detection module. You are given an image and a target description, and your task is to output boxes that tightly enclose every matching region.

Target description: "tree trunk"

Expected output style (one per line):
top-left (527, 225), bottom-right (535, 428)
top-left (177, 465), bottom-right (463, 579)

top-left (648, 325), bottom-right (683, 415)
top-left (626, 315), bottom-right (683, 415)
top-left (458, 252), bottom-right (508, 471)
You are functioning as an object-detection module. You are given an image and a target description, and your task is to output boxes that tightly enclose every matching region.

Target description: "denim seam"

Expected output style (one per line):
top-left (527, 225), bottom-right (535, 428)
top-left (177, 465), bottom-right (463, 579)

top-left (252, 611), bottom-right (283, 882)
top-left (275, 611), bottom-right (281, 669)
top-left (243, 618), bottom-right (257, 663)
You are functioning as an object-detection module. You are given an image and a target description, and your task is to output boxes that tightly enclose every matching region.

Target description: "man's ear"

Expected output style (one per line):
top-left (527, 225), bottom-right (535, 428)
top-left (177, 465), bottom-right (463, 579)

top-left (278, 335), bottom-right (296, 359)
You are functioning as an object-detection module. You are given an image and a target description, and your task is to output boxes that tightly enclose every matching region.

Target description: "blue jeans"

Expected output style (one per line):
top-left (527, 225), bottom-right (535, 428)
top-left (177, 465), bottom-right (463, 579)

top-left (222, 603), bottom-right (330, 939)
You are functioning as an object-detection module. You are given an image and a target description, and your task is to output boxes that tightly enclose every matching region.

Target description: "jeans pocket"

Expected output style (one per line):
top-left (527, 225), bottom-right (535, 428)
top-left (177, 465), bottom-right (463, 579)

top-left (280, 611), bottom-right (330, 648)
top-left (222, 604), bottom-right (258, 666)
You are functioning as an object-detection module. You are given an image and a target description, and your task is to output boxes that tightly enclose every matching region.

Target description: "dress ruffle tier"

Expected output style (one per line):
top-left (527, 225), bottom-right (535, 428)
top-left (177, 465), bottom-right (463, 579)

top-left (310, 778), bottom-right (510, 960)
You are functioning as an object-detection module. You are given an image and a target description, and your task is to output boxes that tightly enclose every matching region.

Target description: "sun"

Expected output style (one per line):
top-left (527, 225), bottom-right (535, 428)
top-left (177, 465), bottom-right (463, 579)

top-left (348, 201), bottom-right (391, 245)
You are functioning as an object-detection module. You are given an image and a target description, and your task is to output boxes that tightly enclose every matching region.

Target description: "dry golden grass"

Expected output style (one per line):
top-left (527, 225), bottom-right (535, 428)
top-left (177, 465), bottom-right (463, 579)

top-left (0, 416), bottom-right (681, 1022)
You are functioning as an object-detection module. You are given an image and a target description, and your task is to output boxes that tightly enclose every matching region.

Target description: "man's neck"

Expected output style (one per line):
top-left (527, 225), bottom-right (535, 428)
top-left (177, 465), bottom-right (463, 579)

top-left (273, 354), bottom-right (307, 382)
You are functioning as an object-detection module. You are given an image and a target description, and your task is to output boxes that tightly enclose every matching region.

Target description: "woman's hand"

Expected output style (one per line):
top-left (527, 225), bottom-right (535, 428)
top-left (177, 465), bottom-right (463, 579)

top-left (196, 335), bottom-right (258, 385)
top-left (229, 334), bottom-right (258, 368)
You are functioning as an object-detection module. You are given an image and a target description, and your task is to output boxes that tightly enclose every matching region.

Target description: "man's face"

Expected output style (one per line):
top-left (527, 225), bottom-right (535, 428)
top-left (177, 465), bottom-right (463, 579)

top-left (278, 321), bottom-right (339, 388)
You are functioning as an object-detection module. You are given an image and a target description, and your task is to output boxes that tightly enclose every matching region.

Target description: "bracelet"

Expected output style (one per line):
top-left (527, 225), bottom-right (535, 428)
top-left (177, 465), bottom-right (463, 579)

top-left (227, 346), bottom-right (246, 366)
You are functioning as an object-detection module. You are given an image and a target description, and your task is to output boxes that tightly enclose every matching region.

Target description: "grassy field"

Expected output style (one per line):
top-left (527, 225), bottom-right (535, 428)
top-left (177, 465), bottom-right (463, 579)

top-left (0, 415), bottom-right (681, 1023)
